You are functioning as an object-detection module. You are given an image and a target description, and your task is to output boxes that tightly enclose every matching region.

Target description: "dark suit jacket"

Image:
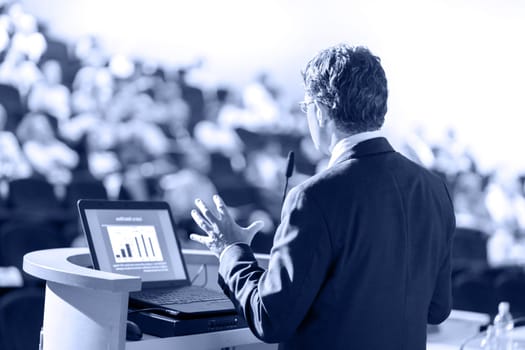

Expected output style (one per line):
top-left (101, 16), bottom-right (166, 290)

top-left (219, 138), bottom-right (455, 350)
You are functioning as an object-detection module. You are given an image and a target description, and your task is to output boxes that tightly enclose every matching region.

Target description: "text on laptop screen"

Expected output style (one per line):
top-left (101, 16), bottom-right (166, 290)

top-left (85, 209), bottom-right (187, 282)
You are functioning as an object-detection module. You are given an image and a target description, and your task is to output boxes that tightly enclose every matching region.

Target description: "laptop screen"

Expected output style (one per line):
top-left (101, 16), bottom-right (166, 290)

top-left (82, 207), bottom-right (188, 283)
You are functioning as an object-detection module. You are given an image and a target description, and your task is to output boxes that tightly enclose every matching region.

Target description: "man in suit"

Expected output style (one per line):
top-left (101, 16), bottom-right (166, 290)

top-left (190, 44), bottom-right (455, 349)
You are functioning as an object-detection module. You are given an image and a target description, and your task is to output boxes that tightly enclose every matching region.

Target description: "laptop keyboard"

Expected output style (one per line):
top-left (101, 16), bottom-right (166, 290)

top-left (134, 286), bottom-right (228, 304)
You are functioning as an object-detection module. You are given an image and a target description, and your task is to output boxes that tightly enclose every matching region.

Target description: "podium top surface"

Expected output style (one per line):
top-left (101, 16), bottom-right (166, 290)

top-left (23, 247), bottom-right (270, 292)
top-left (23, 247), bottom-right (142, 292)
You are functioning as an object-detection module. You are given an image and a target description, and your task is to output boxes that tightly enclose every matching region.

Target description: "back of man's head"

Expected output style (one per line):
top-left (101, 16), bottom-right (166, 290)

top-left (302, 44), bottom-right (388, 134)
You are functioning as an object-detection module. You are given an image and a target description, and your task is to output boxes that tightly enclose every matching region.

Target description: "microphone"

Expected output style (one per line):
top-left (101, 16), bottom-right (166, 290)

top-left (282, 151), bottom-right (295, 206)
top-left (285, 151), bottom-right (295, 178)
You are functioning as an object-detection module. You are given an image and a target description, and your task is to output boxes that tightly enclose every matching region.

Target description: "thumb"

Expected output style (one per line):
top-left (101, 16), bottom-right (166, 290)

top-left (245, 220), bottom-right (265, 235)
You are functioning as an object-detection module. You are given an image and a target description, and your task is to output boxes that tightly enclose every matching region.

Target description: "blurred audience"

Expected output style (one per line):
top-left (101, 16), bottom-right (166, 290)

top-left (0, 1), bottom-right (524, 296)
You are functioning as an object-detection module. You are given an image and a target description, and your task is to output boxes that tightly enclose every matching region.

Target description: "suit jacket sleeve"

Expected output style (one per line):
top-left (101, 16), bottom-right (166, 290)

top-left (427, 246), bottom-right (452, 324)
top-left (218, 187), bottom-right (333, 343)
top-left (427, 184), bottom-right (455, 324)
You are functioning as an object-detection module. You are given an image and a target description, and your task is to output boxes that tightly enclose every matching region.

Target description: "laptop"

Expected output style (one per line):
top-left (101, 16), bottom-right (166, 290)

top-left (77, 199), bottom-right (237, 318)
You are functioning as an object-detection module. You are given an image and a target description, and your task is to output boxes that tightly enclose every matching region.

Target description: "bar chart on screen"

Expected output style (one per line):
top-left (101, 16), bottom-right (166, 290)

top-left (106, 225), bottom-right (164, 263)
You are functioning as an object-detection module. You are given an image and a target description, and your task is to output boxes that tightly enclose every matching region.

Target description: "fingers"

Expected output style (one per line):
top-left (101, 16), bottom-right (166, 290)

top-left (191, 209), bottom-right (213, 234)
top-left (213, 195), bottom-right (231, 220)
top-left (245, 220), bottom-right (265, 235)
top-left (195, 198), bottom-right (220, 223)
top-left (189, 233), bottom-right (210, 245)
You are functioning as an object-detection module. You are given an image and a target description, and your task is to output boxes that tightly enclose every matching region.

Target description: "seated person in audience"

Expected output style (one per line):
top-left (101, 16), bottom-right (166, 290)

top-left (70, 69), bottom-right (99, 115)
top-left (241, 72), bottom-right (281, 131)
top-left (153, 80), bottom-right (190, 138)
top-left (0, 104), bottom-right (32, 181)
top-left (16, 112), bottom-right (78, 184)
top-left (193, 119), bottom-right (244, 161)
top-left (71, 39), bottom-right (113, 113)
top-left (485, 169), bottom-right (525, 266)
top-left (177, 68), bottom-right (205, 135)
top-left (453, 170), bottom-right (492, 231)
top-left (8, 9), bottom-right (46, 63)
top-left (28, 59), bottom-right (71, 121)
top-left (0, 48), bottom-right (42, 98)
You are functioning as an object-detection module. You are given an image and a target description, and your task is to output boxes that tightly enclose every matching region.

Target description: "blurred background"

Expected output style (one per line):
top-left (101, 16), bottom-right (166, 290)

top-left (0, 0), bottom-right (525, 348)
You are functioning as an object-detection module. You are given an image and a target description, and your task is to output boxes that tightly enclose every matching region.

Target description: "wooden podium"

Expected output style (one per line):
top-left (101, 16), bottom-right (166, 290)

top-left (23, 247), bottom-right (266, 350)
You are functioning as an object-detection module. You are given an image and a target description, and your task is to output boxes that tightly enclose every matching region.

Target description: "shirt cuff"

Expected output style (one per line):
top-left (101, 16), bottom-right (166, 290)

top-left (219, 242), bottom-right (250, 262)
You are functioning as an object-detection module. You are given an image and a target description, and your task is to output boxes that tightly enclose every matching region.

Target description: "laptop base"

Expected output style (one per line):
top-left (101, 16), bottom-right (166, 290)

top-left (128, 309), bottom-right (248, 337)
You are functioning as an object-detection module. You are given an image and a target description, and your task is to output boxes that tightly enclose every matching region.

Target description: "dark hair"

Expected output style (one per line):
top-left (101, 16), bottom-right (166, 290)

top-left (216, 87), bottom-right (230, 102)
top-left (302, 44), bottom-right (388, 133)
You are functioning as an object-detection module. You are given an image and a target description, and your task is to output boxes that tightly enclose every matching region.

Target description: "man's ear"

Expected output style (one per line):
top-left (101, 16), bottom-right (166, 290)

top-left (315, 101), bottom-right (326, 126)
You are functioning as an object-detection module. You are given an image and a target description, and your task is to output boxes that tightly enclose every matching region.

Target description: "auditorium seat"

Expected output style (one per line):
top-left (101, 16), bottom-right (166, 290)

top-left (218, 183), bottom-right (261, 209)
top-left (118, 185), bottom-right (133, 200)
top-left (7, 178), bottom-right (67, 223)
top-left (61, 179), bottom-right (107, 245)
top-left (0, 221), bottom-right (67, 285)
top-left (235, 127), bottom-right (270, 150)
top-left (452, 272), bottom-right (499, 316)
top-left (7, 178), bottom-right (59, 209)
top-left (208, 152), bottom-right (239, 189)
top-left (0, 287), bottom-right (45, 350)
top-left (63, 179), bottom-right (108, 210)
top-left (0, 83), bottom-right (24, 132)
top-left (452, 227), bottom-right (488, 270)
top-left (0, 192), bottom-right (9, 224)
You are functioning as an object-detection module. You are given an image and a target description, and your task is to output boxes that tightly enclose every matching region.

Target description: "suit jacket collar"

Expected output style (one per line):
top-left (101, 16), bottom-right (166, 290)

top-left (330, 137), bottom-right (395, 167)
top-left (328, 130), bottom-right (384, 168)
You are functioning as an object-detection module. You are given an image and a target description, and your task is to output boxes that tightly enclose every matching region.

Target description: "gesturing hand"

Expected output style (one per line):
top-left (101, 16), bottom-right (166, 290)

top-left (190, 195), bottom-right (265, 258)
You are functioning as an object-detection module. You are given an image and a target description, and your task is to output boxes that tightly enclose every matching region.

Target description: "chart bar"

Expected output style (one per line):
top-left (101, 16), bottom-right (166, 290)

top-left (120, 248), bottom-right (126, 258)
top-left (149, 237), bottom-right (155, 257)
top-left (141, 235), bottom-right (149, 257)
top-left (125, 244), bottom-right (132, 258)
top-left (135, 237), bottom-right (142, 257)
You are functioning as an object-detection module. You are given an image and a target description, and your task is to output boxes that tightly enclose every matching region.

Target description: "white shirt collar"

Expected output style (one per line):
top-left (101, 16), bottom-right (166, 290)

top-left (327, 130), bottom-right (384, 168)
